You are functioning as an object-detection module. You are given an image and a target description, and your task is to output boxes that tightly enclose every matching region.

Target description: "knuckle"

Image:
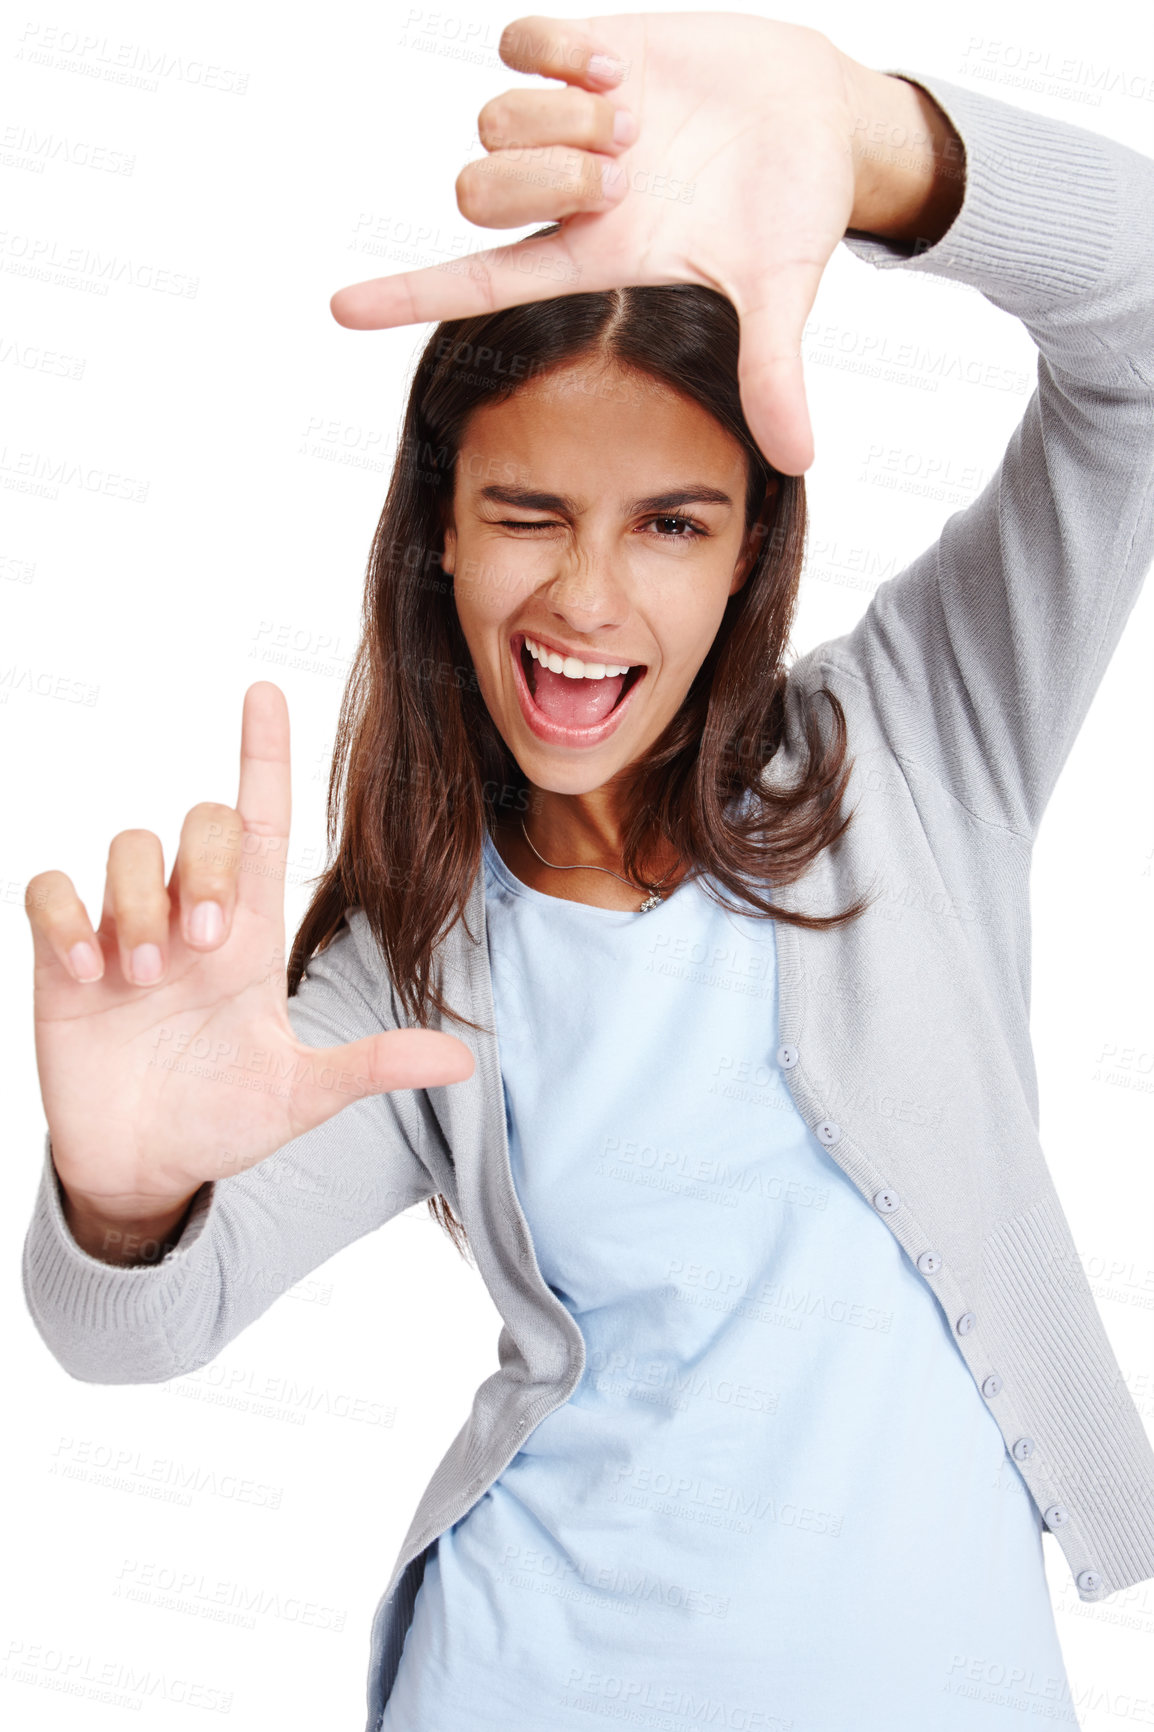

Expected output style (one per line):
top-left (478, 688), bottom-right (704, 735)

top-left (498, 18), bottom-right (543, 71)
top-left (567, 89), bottom-right (604, 147)
top-left (188, 799), bottom-right (240, 826)
top-left (24, 869), bottom-right (57, 896)
top-left (456, 164), bottom-right (494, 225)
top-left (477, 95), bottom-right (514, 149)
top-left (183, 862), bottom-right (236, 900)
top-left (113, 886), bottom-right (170, 924)
top-left (24, 870), bottom-right (68, 917)
top-left (184, 801), bottom-right (243, 859)
top-left (574, 151), bottom-right (607, 202)
top-left (43, 911), bottom-right (84, 947)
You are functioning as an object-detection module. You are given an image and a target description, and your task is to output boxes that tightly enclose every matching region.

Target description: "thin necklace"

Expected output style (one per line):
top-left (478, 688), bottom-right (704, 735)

top-left (519, 817), bottom-right (681, 913)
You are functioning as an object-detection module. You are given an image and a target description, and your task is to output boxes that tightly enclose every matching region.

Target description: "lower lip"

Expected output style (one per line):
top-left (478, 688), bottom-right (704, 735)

top-left (509, 633), bottom-right (647, 749)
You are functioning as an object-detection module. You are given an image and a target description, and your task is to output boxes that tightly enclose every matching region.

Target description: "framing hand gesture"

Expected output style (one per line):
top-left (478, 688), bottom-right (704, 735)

top-left (25, 682), bottom-right (474, 1252)
top-left (329, 14), bottom-right (942, 475)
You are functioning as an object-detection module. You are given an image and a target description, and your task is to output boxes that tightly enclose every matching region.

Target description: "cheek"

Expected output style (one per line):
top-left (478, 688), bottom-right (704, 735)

top-left (648, 579), bottom-right (732, 672)
top-left (452, 543), bottom-right (536, 635)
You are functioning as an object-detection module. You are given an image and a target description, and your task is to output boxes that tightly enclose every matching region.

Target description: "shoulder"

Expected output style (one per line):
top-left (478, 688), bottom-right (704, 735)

top-left (299, 907), bottom-right (408, 1032)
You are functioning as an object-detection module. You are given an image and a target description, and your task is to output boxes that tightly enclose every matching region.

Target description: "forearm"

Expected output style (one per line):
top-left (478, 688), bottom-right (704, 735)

top-left (835, 67), bottom-right (1153, 841)
top-left (845, 62), bottom-right (966, 246)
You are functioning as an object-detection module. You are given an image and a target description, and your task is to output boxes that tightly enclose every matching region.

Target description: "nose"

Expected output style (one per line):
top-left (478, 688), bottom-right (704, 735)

top-left (538, 540), bottom-right (631, 638)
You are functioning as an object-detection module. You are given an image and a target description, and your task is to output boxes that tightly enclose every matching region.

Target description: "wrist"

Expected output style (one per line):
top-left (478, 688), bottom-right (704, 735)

top-left (844, 63), bottom-right (966, 245)
top-left (55, 1171), bottom-right (204, 1266)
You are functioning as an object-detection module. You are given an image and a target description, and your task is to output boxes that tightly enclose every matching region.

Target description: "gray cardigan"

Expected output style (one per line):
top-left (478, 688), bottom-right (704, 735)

top-left (22, 68), bottom-right (1154, 1732)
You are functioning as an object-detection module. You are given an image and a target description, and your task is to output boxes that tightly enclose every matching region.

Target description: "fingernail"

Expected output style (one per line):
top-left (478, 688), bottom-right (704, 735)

top-left (188, 900), bottom-right (225, 944)
top-left (588, 52), bottom-right (625, 83)
top-left (612, 107), bottom-right (639, 146)
top-left (69, 941), bottom-right (102, 982)
top-left (131, 943), bottom-right (163, 984)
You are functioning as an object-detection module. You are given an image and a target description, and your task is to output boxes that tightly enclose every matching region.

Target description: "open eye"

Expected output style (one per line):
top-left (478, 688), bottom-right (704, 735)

top-left (495, 515), bottom-right (709, 540)
top-left (645, 514), bottom-right (708, 540)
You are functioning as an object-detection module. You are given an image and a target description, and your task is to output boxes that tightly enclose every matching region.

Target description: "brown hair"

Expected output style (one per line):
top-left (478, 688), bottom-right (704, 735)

top-left (287, 273), bottom-right (872, 1256)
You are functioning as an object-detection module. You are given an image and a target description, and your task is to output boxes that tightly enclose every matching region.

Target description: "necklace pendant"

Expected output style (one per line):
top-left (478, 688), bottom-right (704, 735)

top-left (637, 892), bottom-right (663, 913)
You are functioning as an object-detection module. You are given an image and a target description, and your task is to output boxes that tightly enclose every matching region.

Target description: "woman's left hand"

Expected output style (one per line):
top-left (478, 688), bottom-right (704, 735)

top-left (328, 13), bottom-right (950, 475)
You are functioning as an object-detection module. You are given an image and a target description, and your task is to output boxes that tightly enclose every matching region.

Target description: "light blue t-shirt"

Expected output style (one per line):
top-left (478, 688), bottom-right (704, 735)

top-left (383, 831), bottom-right (1078, 1730)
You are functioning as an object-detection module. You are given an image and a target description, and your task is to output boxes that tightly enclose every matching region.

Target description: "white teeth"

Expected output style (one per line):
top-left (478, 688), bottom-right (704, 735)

top-left (522, 635), bottom-right (633, 680)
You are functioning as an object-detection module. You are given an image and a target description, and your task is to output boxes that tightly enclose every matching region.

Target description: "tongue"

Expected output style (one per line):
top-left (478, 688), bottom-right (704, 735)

top-left (531, 660), bottom-right (626, 725)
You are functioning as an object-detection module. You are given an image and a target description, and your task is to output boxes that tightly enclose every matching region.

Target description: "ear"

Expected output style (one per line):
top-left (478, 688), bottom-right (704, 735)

top-left (729, 535), bottom-right (756, 597)
top-left (442, 522), bottom-right (456, 578)
top-left (729, 479), bottom-right (780, 596)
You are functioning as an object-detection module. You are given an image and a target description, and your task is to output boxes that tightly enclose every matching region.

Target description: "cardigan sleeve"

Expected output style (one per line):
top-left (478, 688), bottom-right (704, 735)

top-left (824, 71), bottom-right (1154, 843)
top-left (21, 912), bottom-right (439, 1384)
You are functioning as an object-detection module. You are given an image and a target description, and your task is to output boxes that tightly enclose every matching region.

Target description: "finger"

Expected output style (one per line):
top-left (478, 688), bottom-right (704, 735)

top-left (25, 869), bottom-right (106, 984)
top-left (330, 222), bottom-right (621, 330)
top-left (734, 269), bottom-right (824, 476)
top-left (498, 14), bottom-right (630, 91)
top-left (171, 802), bottom-right (245, 950)
top-left (289, 1029), bottom-right (476, 1131)
top-left (457, 143), bottom-right (626, 229)
top-left (477, 86), bottom-right (637, 154)
top-left (234, 681), bottom-right (292, 921)
top-left (101, 830), bottom-right (171, 987)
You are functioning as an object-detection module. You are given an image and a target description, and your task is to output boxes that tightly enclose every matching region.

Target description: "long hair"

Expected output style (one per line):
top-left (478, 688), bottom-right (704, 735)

top-left (287, 276), bottom-right (872, 1256)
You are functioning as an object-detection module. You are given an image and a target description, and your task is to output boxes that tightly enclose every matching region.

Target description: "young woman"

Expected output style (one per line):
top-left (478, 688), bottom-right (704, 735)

top-left (23, 14), bottom-right (1154, 1731)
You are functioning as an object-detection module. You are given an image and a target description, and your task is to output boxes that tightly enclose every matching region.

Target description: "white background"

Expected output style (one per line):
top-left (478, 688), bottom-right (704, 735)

top-left (3, 0), bottom-right (1153, 1726)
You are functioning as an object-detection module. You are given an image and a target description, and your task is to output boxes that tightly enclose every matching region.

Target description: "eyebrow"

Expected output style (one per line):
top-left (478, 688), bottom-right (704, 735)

top-left (475, 483), bottom-right (735, 514)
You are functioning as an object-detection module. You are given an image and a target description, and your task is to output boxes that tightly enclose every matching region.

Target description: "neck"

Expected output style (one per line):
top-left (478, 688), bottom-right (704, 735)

top-left (522, 784), bottom-right (630, 867)
top-left (517, 781), bottom-right (687, 885)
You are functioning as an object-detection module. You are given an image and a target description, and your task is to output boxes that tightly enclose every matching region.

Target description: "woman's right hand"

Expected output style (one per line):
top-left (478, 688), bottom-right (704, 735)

top-left (330, 14), bottom-right (963, 477)
top-left (25, 681), bottom-right (475, 1242)
top-left (331, 13), bottom-right (865, 476)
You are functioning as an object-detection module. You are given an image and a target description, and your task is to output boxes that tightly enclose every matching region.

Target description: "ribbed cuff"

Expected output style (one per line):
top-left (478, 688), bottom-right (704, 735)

top-left (842, 68), bottom-right (1119, 306)
top-left (22, 1128), bottom-right (220, 1355)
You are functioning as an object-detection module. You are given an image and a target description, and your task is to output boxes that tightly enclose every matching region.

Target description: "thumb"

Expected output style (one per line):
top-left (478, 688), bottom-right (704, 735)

top-left (735, 277), bottom-right (819, 476)
top-left (289, 1027), bottom-right (476, 1130)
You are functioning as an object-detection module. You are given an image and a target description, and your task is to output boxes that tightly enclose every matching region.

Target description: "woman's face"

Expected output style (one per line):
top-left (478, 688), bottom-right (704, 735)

top-left (443, 358), bottom-right (766, 797)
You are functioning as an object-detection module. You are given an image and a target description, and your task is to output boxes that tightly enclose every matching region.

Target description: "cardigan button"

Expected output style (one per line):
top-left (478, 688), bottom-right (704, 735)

top-left (816, 1120), bottom-right (842, 1146)
top-left (873, 1188), bottom-right (900, 1213)
top-left (1076, 1569), bottom-right (1102, 1594)
top-left (981, 1373), bottom-right (1002, 1399)
top-left (916, 1250), bottom-right (942, 1274)
top-left (777, 1044), bottom-right (799, 1069)
top-left (956, 1311), bottom-right (977, 1335)
top-left (1012, 1436), bottom-right (1035, 1461)
top-left (1043, 1504), bottom-right (1070, 1529)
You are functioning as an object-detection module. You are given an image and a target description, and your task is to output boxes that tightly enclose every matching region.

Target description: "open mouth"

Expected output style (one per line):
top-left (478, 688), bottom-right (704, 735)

top-left (510, 631), bottom-right (648, 745)
top-left (519, 637), bottom-right (641, 710)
